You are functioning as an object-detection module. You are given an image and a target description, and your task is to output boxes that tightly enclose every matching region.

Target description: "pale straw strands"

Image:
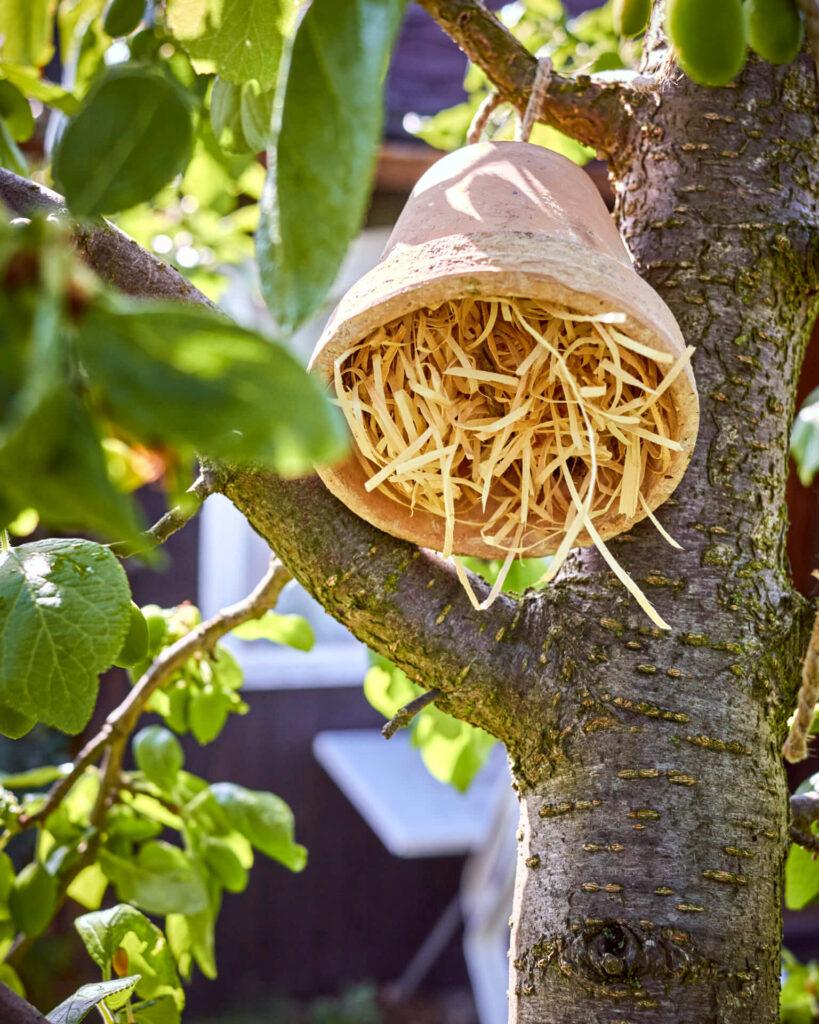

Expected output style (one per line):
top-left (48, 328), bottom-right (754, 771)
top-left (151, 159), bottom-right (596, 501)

top-left (334, 297), bottom-right (693, 626)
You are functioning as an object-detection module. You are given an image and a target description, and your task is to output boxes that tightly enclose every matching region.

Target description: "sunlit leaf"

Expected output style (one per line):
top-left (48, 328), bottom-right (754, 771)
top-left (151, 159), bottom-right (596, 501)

top-left (167, 0), bottom-right (300, 89)
top-left (0, 539), bottom-right (131, 733)
top-left (46, 976), bottom-right (141, 1024)
top-left (232, 612), bottom-right (314, 650)
top-left (76, 299), bottom-right (347, 474)
top-left (257, 0), bottom-right (406, 333)
top-left (53, 64), bottom-right (193, 216)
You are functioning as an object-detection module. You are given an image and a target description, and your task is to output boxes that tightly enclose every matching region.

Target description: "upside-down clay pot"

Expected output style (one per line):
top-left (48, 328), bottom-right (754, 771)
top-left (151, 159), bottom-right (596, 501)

top-left (309, 141), bottom-right (699, 557)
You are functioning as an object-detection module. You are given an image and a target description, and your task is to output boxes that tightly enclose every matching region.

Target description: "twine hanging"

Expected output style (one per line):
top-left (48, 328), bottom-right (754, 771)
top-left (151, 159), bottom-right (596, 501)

top-left (466, 56), bottom-right (554, 146)
top-left (310, 69), bottom-right (699, 624)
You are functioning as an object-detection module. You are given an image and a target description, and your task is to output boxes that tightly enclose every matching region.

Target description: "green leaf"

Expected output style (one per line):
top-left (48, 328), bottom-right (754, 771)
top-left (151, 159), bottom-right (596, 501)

top-left (415, 712), bottom-right (495, 793)
top-left (791, 387), bottom-right (819, 486)
top-left (106, 804), bottom-right (163, 843)
top-left (167, 0), bottom-right (299, 89)
top-left (0, 962), bottom-right (25, 997)
top-left (0, 763), bottom-right (71, 790)
top-left (0, 851), bottom-right (15, 906)
top-left (363, 662), bottom-right (418, 720)
top-left (76, 904), bottom-right (184, 1011)
top-left (76, 300), bottom-right (347, 474)
top-left (209, 77), bottom-right (250, 154)
top-left (53, 63), bottom-right (193, 216)
top-left (103, 0), bottom-right (146, 38)
top-left (782, 950), bottom-right (819, 1024)
top-left (133, 726), bottom-right (185, 793)
top-left (45, 769), bottom-right (100, 842)
top-left (0, 388), bottom-right (142, 544)
top-left (0, 0), bottom-right (54, 67)
top-left (188, 687), bottom-right (231, 745)
top-left (10, 862), bottom-right (58, 937)
top-left (0, 118), bottom-right (26, 175)
top-left (114, 603), bottom-right (150, 668)
top-left (0, 539), bottom-right (131, 733)
top-left (0, 63), bottom-right (79, 114)
top-left (100, 841), bottom-right (209, 916)
top-left (210, 646), bottom-right (243, 691)
top-left (209, 782), bottom-right (306, 871)
top-left (0, 702), bottom-right (36, 739)
top-left (364, 655), bottom-right (495, 792)
top-left (166, 907), bottom-right (217, 981)
top-left (132, 995), bottom-right (182, 1024)
top-left (47, 976), bottom-right (141, 1024)
top-left (786, 841), bottom-right (819, 910)
top-left (232, 612), bottom-right (314, 650)
top-left (257, 0), bottom-right (406, 333)
top-left (240, 80), bottom-right (275, 152)
top-left (0, 80), bottom-right (34, 141)
top-left (66, 863), bottom-right (109, 911)
top-left (202, 836), bottom-right (249, 893)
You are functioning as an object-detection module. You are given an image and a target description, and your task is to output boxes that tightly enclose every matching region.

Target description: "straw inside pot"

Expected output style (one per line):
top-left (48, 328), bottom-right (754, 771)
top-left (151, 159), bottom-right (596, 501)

top-left (333, 297), bottom-right (693, 627)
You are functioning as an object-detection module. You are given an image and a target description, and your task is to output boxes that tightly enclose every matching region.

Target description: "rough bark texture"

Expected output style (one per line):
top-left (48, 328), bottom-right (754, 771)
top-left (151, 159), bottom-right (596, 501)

top-left (226, 24), bottom-right (819, 1024)
top-left (2, 10), bottom-right (817, 1019)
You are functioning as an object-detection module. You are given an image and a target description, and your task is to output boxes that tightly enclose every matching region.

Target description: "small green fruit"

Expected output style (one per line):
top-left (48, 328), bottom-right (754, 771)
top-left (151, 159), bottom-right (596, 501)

top-left (745, 0), bottom-right (804, 64)
top-left (113, 602), bottom-right (150, 668)
top-left (667, 0), bottom-right (747, 85)
top-left (613, 0), bottom-right (651, 37)
top-left (142, 605), bottom-right (169, 655)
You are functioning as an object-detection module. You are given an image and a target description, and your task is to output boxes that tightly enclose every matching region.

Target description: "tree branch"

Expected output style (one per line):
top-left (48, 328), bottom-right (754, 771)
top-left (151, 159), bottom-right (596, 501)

top-left (0, 168), bottom-right (567, 749)
top-left (114, 469), bottom-right (218, 558)
top-left (790, 792), bottom-right (819, 852)
top-left (0, 174), bottom-right (218, 310)
top-left (0, 983), bottom-right (49, 1024)
top-left (382, 688), bottom-right (441, 739)
top-left (415, 0), bottom-right (628, 153)
top-left (20, 558), bottom-right (291, 829)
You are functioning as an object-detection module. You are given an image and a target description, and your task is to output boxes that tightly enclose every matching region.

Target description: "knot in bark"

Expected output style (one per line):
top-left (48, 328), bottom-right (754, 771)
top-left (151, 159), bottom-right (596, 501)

top-left (560, 918), bottom-right (697, 986)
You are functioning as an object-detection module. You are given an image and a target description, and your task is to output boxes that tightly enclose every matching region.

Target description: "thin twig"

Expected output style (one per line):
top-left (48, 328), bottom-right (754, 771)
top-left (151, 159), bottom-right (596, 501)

top-left (783, 606), bottom-right (819, 763)
top-left (382, 688), bottom-right (442, 739)
top-left (19, 558), bottom-right (292, 829)
top-left (790, 791), bottom-right (819, 852)
top-left (113, 469), bottom-right (219, 558)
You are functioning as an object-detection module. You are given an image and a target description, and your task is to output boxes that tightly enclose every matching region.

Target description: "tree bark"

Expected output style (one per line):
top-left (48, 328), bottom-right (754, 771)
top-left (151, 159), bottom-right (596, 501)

top-left (501, 25), bottom-right (819, 1024)
top-left (2, 12), bottom-right (817, 1017)
top-left (227, 23), bottom-right (819, 1024)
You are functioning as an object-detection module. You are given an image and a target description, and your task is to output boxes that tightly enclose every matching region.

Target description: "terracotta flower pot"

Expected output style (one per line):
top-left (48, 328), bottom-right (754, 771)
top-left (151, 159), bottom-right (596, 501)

top-left (310, 141), bottom-right (699, 559)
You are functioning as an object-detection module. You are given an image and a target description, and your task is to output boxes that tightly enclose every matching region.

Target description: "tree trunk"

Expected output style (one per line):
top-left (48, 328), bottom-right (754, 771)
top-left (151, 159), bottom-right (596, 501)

top-left (502, 34), bottom-right (818, 1024)
top-left (3, 12), bottom-right (816, 1020)
top-left (225, 38), bottom-right (818, 1024)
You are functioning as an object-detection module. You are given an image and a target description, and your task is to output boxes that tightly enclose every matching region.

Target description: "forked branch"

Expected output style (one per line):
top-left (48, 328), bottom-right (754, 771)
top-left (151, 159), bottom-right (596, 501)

top-left (416, 0), bottom-right (629, 153)
top-left (0, 167), bottom-right (556, 746)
